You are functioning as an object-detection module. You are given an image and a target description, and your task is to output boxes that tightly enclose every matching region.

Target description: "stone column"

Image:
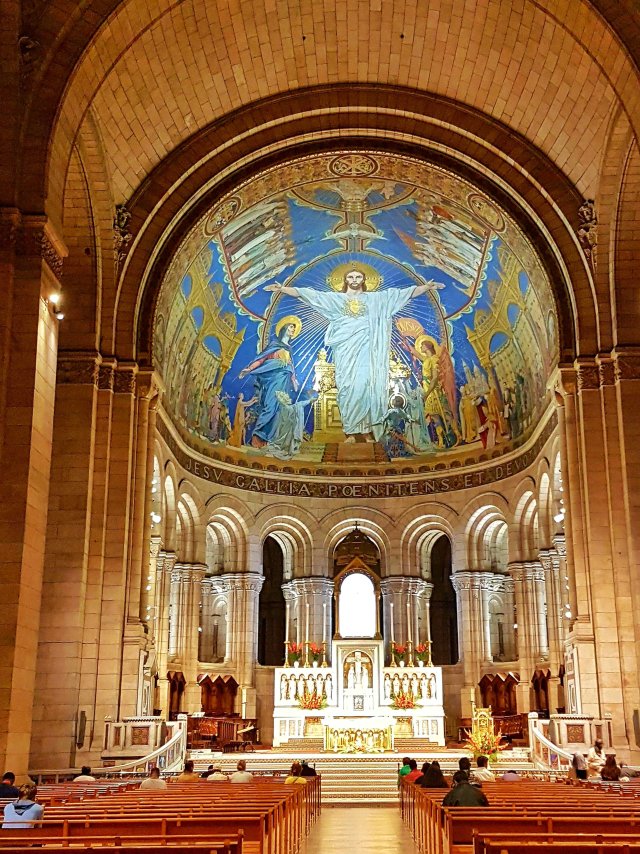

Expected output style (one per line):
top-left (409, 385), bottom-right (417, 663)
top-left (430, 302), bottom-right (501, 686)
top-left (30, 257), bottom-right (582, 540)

top-left (539, 548), bottom-right (563, 712)
top-left (183, 564), bottom-right (206, 711)
top-left (450, 572), bottom-right (483, 715)
top-left (222, 573), bottom-right (264, 688)
top-left (155, 550), bottom-right (175, 716)
top-left (0, 213), bottom-right (66, 773)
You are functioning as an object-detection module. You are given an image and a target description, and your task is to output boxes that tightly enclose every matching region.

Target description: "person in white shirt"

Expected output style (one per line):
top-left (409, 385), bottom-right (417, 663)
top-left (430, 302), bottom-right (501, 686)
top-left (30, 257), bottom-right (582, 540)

top-left (229, 760), bottom-right (253, 783)
top-left (2, 784), bottom-right (44, 829)
top-left (139, 767), bottom-right (167, 791)
top-left (73, 766), bottom-right (96, 782)
top-left (471, 756), bottom-right (496, 782)
top-left (206, 768), bottom-right (229, 782)
top-left (587, 739), bottom-right (606, 778)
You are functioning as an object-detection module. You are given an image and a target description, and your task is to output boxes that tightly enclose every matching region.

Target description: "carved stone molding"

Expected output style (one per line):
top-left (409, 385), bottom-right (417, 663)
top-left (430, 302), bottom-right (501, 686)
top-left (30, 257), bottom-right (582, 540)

top-left (553, 533), bottom-right (567, 559)
top-left (576, 362), bottom-right (600, 392)
top-left (57, 354), bottom-right (100, 386)
top-left (18, 222), bottom-right (64, 281)
top-left (98, 363), bottom-right (115, 391)
top-left (219, 572), bottom-right (264, 594)
top-left (283, 577), bottom-right (333, 597)
top-left (380, 576), bottom-right (428, 596)
top-left (114, 204), bottom-right (133, 271)
top-left (614, 352), bottom-right (640, 382)
top-left (18, 34), bottom-right (40, 83)
top-left (598, 360), bottom-right (616, 388)
top-left (0, 209), bottom-right (20, 250)
top-left (577, 199), bottom-right (597, 274)
top-left (113, 368), bottom-right (137, 395)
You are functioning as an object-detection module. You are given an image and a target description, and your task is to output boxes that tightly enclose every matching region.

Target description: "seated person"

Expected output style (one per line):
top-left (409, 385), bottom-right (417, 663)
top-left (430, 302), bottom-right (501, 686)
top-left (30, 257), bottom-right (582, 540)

top-left (229, 759), bottom-right (253, 783)
top-left (442, 771), bottom-right (489, 807)
top-left (176, 760), bottom-right (200, 782)
top-left (0, 772), bottom-right (20, 799)
top-left (2, 784), bottom-right (44, 828)
top-left (397, 756), bottom-right (412, 788)
top-left (601, 754), bottom-right (623, 781)
top-left (571, 752), bottom-right (587, 780)
top-left (200, 764), bottom-right (214, 779)
top-left (285, 762), bottom-right (307, 784)
top-left (404, 759), bottom-right (422, 783)
top-left (458, 756), bottom-right (472, 773)
top-left (300, 760), bottom-right (317, 777)
top-left (501, 769), bottom-right (520, 781)
top-left (139, 767), bottom-right (167, 791)
top-left (587, 738), bottom-right (606, 777)
top-left (471, 755), bottom-right (496, 782)
top-left (417, 760), bottom-right (449, 788)
top-left (206, 767), bottom-right (229, 782)
top-left (73, 765), bottom-right (96, 782)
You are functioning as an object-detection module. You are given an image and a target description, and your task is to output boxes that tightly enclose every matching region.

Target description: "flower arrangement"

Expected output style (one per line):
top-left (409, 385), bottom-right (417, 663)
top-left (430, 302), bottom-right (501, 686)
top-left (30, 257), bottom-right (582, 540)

top-left (287, 642), bottom-right (303, 666)
top-left (390, 689), bottom-right (416, 710)
top-left (298, 688), bottom-right (327, 710)
top-left (464, 727), bottom-right (507, 763)
top-left (414, 642), bottom-right (430, 662)
top-left (391, 642), bottom-right (408, 664)
top-left (308, 642), bottom-right (323, 662)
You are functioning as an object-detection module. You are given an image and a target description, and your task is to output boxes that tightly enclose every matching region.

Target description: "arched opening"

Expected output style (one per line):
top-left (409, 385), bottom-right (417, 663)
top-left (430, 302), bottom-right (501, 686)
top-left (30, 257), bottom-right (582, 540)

top-left (339, 573), bottom-right (377, 638)
top-left (429, 536), bottom-right (458, 665)
top-left (258, 536), bottom-right (286, 665)
top-left (167, 671), bottom-right (185, 720)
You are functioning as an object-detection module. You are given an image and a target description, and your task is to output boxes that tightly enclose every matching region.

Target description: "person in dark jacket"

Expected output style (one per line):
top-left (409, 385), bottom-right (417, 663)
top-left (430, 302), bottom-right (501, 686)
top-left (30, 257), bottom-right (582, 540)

top-left (300, 760), bottom-right (317, 777)
top-left (442, 770), bottom-right (489, 806)
top-left (0, 773), bottom-right (20, 799)
top-left (417, 760), bottom-right (449, 788)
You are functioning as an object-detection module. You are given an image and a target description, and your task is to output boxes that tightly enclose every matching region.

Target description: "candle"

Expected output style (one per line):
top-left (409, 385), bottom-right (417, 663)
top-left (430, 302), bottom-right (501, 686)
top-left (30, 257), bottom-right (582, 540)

top-left (406, 599), bottom-right (412, 645)
top-left (284, 599), bottom-right (290, 644)
top-left (305, 602), bottom-right (310, 647)
top-left (390, 601), bottom-right (395, 644)
top-left (323, 602), bottom-right (327, 645)
top-left (296, 600), bottom-right (300, 645)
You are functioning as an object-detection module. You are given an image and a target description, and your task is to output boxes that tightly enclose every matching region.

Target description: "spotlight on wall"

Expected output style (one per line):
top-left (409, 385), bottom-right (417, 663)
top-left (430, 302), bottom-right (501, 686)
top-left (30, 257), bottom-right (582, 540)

top-left (55, 312), bottom-right (65, 321)
top-left (150, 512), bottom-right (161, 524)
top-left (553, 511), bottom-right (565, 524)
top-left (48, 293), bottom-right (61, 306)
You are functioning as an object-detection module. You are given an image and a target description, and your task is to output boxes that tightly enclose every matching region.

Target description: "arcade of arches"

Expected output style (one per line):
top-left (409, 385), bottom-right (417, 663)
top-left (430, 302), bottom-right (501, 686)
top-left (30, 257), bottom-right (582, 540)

top-left (1, 0), bottom-right (640, 775)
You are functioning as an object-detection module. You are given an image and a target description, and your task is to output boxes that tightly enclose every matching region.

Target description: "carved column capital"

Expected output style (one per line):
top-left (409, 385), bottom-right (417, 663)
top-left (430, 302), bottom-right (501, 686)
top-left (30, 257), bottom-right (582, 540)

top-left (114, 364), bottom-right (138, 395)
top-left (57, 352), bottom-right (100, 386)
top-left (552, 533), bottom-right (566, 559)
top-left (219, 572), bottom-right (264, 594)
top-left (613, 349), bottom-right (640, 382)
top-left (576, 359), bottom-right (600, 392)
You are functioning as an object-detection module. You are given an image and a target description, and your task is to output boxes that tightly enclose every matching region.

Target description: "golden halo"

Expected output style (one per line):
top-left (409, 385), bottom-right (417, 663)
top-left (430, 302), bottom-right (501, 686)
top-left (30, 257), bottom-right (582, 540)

top-left (327, 262), bottom-right (383, 292)
top-left (275, 315), bottom-right (303, 339)
top-left (415, 333), bottom-right (438, 353)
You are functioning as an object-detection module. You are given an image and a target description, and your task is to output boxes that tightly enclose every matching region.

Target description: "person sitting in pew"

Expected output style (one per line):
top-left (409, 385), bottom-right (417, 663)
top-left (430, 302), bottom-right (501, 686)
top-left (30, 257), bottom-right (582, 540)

top-left (176, 760), bottom-right (201, 782)
top-left (73, 765), bottom-right (96, 782)
top-left (601, 754), bottom-right (626, 782)
top-left (229, 759), bottom-right (253, 783)
top-left (0, 772), bottom-right (20, 798)
top-left (300, 760), bottom-right (316, 777)
top-left (442, 771), bottom-right (489, 807)
top-left (404, 759), bottom-right (422, 783)
top-left (201, 764), bottom-right (214, 779)
top-left (139, 767), bottom-right (168, 791)
top-left (471, 755), bottom-right (496, 783)
top-left (571, 751), bottom-right (588, 780)
top-left (587, 738), bottom-right (606, 777)
top-left (206, 767), bottom-right (229, 782)
top-left (417, 761), bottom-right (449, 788)
top-left (2, 783), bottom-right (44, 828)
top-left (501, 769), bottom-right (520, 781)
top-left (285, 762), bottom-right (307, 785)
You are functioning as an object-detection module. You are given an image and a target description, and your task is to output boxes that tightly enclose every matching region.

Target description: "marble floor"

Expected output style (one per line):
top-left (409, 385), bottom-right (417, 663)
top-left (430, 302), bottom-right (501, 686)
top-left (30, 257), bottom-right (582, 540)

top-left (300, 806), bottom-right (420, 853)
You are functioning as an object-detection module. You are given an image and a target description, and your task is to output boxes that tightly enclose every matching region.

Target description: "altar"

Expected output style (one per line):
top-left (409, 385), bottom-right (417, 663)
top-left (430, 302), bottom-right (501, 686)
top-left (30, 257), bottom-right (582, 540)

top-left (273, 637), bottom-right (445, 749)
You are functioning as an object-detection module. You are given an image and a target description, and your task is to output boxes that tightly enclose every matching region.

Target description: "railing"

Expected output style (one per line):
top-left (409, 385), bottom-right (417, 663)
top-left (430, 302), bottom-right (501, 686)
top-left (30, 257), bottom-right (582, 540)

top-left (528, 715), bottom-right (573, 772)
top-left (30, 719), bottom-right (187, 783)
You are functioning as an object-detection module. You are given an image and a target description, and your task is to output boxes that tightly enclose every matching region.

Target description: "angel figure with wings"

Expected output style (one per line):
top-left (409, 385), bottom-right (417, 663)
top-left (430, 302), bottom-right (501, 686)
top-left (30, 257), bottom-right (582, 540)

top-left (396, 318), bottom-right (462, 448)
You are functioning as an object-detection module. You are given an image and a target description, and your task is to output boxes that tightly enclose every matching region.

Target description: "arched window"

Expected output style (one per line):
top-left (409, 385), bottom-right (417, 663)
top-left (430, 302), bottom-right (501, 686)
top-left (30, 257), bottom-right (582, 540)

top-left (429, 535), bottom-right (458, 665)
top-left (339, 573), bottom-right (376, 638)
top-left (257, 536), bottom-right (286, 665)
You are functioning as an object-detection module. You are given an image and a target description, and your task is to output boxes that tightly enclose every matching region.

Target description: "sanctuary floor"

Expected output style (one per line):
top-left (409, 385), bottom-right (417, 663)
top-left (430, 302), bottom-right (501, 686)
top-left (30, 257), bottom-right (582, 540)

top-left (300, 806), bottom-right (420, 854)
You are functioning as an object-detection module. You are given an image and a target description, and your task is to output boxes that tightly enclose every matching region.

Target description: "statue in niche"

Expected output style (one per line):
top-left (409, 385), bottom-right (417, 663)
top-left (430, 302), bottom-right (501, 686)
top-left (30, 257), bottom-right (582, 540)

top-left (402, 673), bottom-right (410, 694)
top-left (326, 674), bottom-right (333, 702)
top-left (343, 649), bottom-right (372, 689)
top-left (280, 675), bottom-right (287, 701)
top-left (428, 673), bottom-right (436, 700)
top-left (315, 674), bottom-right (323, 695)
top-left (420, 674), bottom-right (428, 699)
top-left (392, 674), bottom-right (401, 696)
top-left (411, 673), bottom-right (419, 697)
top-left (384, 674), bottom-right (391, 701)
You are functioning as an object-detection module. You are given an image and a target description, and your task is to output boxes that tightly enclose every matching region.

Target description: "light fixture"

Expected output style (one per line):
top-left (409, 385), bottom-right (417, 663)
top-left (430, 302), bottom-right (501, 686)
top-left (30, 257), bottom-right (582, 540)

top-left (55, 312), bottom-right (65, 321)
top-left (554, 511), bottom-right (565, 524)
top-left (48, 293), bottom-right (61, 306)
top-left (150, 512), bottom-right (161, 524)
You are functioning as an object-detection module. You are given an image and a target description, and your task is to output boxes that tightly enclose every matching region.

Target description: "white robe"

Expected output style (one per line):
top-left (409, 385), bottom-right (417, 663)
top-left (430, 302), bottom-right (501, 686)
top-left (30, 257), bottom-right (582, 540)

top-left (296, 286), bottom-right (414, 438)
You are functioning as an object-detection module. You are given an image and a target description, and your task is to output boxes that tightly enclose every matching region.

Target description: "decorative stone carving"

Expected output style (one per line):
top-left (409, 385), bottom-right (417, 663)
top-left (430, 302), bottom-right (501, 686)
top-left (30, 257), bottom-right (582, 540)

top-left (114, 204), bottom-right (133, 270)
top-left (614, 352), bottom-right (640, 382)
top-left (598, 360), bottom-right (615, 387)
top-left (98, 363), bottom-right (115, 391)
top-left (577, 363), bottom-right (600, 392)
top-left (113, 368), bottom-right (137, 395)
top-left (57, 355), bottom-right (99, 386)
top-left (17, 34), bottom-right (40, 81)
top-left (577, 199), bottom-right (597, 273)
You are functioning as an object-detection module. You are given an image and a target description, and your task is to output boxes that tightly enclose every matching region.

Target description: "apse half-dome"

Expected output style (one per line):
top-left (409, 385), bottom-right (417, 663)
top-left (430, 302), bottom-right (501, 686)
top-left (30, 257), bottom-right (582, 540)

top-left (153, 151), bottom-right (558, 480)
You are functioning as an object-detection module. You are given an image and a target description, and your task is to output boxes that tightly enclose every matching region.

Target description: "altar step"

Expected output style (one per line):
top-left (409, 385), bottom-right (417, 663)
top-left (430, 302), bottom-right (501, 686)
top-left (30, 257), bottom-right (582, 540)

top-left (189, 748), bottom-right (536, 803)
top-left (271, 738), bottom-right (324, 752)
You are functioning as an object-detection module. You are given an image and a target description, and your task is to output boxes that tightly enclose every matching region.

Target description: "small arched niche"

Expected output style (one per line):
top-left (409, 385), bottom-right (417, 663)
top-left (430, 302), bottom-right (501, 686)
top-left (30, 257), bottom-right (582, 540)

top-left (257, 535), bottom-right (286, 665)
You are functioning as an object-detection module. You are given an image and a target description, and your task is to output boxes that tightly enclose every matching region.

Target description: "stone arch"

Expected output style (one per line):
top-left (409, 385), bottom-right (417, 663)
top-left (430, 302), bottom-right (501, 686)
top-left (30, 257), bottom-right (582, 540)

top-left (397, 503), bottom-right (458, 577)
top-left (175, 483), bottom-right (206, 563)
top-left (461, 493), bottom-right (510, 570)
top-left (254, 504), bottom-right (316, 579)
top-left (320, 507), bottom-right (396, 578)
top-left (162, 460), bottom-right (179, 552)
top-left (513, 488), bottom-right (540, 561)
top-left (204, 497), bottom-right (252, 573)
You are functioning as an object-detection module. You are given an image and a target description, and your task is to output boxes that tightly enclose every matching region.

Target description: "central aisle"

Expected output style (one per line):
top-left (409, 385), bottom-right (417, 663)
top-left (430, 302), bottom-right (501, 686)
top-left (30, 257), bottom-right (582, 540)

top-left (300, 806), bottom-right (420, 854)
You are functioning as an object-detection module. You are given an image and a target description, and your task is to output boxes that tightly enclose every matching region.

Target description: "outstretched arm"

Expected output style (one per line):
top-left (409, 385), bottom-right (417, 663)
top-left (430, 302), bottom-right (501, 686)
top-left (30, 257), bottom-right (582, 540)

top-left (411, 280), bottom-right (444, 298)
top-left (264, 283), bottom-right (300, 297)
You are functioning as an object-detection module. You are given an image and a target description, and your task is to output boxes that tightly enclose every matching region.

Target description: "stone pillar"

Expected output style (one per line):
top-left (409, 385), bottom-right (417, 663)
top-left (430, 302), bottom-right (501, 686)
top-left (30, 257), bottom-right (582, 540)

top-left (450, 572), bottom-right (483, 715)
top-left (283, 578), bottom-right (333, 658)
top-left (183, 565), bottom-right (206, 711)
top-left (0, 213), bottom-right (66, 774)
top-left (539, 548), bottom-right (563, 712)
top-left (155, 550), bottom-right (175, 716)
top-left (222, 573), bottom-right (264, 688)
top-left (509, 561), bottom-right (548, 711)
